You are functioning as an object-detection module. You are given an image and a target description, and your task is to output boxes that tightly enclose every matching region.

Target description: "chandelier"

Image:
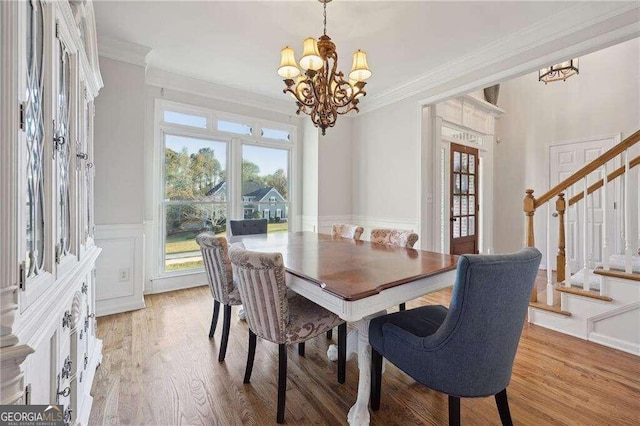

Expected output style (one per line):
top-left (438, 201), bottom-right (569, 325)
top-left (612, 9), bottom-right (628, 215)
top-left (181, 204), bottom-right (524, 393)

top-left (277, 0), bottom-right (371, 135)
top-left (539, 59), bottom-right (579, 84)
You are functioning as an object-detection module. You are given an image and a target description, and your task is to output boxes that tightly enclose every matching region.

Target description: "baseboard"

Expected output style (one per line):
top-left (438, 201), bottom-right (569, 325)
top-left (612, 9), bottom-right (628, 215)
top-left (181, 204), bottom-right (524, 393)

top-left (589, 332), bottom-right (640, 356)
top-left (96, 299), bottom-right (146, 317)
top-left (149, 271), bottom-right (208, 294)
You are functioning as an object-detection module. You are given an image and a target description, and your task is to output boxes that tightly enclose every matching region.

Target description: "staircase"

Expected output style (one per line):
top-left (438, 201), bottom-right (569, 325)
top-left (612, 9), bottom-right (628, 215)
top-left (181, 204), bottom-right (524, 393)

top-left (524, 130), bottom-right (640, 356)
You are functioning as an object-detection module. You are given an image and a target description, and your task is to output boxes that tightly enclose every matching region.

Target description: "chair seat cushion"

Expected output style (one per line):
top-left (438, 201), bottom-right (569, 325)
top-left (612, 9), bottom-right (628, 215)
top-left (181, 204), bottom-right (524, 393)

top-left (369, 305), bottom-right (448, 353)
top-left (285, 291), bottom-right (345, 344)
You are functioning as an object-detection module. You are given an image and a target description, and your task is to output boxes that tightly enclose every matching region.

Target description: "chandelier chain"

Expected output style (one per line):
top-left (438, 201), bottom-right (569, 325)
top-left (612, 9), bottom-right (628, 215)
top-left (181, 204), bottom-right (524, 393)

top-left (323, 1), bottom-right (327, 35)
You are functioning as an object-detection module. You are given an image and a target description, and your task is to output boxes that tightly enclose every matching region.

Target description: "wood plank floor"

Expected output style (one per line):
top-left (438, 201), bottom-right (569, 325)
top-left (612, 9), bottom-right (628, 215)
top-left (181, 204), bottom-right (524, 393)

top-left (89, 276), bottom-right (640, 425)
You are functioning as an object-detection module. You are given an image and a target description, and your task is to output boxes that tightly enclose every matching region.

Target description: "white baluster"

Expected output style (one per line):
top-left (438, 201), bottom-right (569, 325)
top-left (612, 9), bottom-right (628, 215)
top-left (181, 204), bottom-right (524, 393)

top-left (565, 185), bottom-right (572, 287)
top-left (590, 191), bottom-right (595, 270)
top-left (637, 161), bottom-right (640, 259)
top-left (603, 162), bottom-right (610, 271)
top-left (583, 177), bottom-right (589, 291)
top-left (624, 150), bottom-right (632, 273)
top-left (546, 204), bottom-right (553, 306)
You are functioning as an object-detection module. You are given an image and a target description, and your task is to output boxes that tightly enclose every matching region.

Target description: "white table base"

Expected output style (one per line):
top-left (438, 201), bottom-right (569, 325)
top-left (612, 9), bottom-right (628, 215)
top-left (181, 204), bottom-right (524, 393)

top-left (327, 311), bottom-right (387, 426)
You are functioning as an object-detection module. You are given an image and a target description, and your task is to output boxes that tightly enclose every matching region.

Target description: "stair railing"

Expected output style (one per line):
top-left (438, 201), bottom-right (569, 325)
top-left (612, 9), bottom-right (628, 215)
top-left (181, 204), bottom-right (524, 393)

top-left (524, 129), bottom-right (640, 304)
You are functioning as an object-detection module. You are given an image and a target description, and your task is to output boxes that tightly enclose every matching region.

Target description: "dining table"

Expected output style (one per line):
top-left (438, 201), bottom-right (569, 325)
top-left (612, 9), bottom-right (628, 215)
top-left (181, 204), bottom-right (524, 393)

top-left (229, 231), bottom-right (458, 426)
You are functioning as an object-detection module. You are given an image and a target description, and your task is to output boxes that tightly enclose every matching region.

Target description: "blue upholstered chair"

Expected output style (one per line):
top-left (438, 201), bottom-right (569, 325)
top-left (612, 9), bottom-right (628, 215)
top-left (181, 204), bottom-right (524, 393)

top-left (229, 219), bottom-right (268, 236)
top-left (369, 248), bottom-right (541, 425)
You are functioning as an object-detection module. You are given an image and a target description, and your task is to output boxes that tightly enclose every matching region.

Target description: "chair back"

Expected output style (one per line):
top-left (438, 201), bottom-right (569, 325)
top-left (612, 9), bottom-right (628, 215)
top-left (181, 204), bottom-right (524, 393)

top-left (196, 233), bottom-right (234, 304)
top-left (332, 224), bottom-right (364, 240)
top-left (230, 219), bottom-right (268, 236)
top-left (370, 228), bottom-right (418, 248)
top-left (427, 248), bottom-right (541, 397)
top-left (229, 244), bottom-right (289, 344)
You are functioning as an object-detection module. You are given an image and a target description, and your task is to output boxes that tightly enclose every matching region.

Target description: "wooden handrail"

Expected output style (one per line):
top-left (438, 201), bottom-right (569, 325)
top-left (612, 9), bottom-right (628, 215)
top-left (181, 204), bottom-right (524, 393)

top-left (569, 155), bottom-right (640, 206)
top-left (534, 129), bottom-right (640, 208)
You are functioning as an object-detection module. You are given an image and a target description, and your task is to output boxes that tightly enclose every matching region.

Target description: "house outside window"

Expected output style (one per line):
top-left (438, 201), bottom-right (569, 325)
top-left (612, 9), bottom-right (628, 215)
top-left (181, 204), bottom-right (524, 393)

top-left (155, 100), bottom-right (296, 275)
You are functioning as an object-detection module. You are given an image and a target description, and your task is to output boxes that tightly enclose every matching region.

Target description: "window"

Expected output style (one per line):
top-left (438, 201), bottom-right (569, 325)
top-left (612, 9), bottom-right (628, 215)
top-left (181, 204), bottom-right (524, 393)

top-left (242, 144), bottom-right (289, 232)
top-left (261, 127), bottom-right (290, 141)
top-left (217, 120), bottom-right (251, 135)
top-left (163, 110), bottom-right (208, 128)
top-left (157, 100), bottom-right (295, 275)
top-left (163, 135), bottom-right (227, 272)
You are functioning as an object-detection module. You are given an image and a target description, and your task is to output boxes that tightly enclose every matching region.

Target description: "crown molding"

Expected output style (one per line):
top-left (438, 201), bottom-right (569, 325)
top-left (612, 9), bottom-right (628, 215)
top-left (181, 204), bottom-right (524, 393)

top-left (97, 36), bottom-right (151, 68)
top-left (145, 67), bottom-right (297, 116)
top-left (361, 2), bottom-right (640, 113)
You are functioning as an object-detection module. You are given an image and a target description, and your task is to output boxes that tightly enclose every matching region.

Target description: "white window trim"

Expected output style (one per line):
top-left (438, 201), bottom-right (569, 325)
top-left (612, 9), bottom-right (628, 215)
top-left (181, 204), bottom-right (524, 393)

top-left (152, 98), bottom-right (298, 280)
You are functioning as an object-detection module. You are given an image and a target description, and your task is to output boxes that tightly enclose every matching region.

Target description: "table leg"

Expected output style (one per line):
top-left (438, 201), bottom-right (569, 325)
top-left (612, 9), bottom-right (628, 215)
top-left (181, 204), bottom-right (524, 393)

top-left (327, 328), bottom-right (358, 362)
top-left (237, 305), bottom-right (246, 321)
top-left (347, 311), bottom-right (386, 426)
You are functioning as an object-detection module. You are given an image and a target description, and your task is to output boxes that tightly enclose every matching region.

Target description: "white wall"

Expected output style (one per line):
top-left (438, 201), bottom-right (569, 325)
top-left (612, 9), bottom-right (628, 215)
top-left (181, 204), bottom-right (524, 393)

top-left (94, 57), bottom-right (146, 225)
top-left (301, 120), bottom-right (319, 232)
top-left (318, 120), bottom-right (353, 217)
top-left (93, 57), bottom-right (147, 315)
top-left (494, 38), bottom-right (640, 255)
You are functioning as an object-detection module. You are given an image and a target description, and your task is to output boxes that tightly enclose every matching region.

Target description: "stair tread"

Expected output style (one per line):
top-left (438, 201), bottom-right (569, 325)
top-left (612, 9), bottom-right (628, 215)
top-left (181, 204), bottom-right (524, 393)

top-left (555, 284), bottom-right (613, 301)
top-left (529, 301), bottom-right (571, 316)
top-left (593, 267), bottom-right (640, 282)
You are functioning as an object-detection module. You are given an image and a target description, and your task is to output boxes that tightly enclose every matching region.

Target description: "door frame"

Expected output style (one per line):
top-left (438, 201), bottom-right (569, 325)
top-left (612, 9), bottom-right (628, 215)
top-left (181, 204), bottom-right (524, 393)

top-left (449, 142), bottom-right (480, 255)
top-left (545, 133), bottom-right (621, 271)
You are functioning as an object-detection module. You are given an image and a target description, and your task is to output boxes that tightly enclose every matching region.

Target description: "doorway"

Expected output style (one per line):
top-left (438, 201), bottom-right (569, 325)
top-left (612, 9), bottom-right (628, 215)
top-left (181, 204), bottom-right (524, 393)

top-left (450, 143), bottom-right (479, 255)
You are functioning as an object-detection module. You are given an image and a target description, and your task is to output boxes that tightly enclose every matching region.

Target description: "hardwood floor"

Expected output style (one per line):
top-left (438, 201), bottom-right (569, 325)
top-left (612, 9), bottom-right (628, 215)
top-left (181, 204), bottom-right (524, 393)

top-left (90, 278), bottom-right (640, 425)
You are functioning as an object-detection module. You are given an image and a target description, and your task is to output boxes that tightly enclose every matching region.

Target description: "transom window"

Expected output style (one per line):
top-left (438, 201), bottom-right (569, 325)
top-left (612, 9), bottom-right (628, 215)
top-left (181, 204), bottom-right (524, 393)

top-left (157, 100), bottom-right (296, 274)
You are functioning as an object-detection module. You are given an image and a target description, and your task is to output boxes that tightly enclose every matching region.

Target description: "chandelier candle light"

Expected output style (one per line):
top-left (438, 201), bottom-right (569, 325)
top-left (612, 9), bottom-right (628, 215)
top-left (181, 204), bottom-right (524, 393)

top-left (277, 0), bottom-right (371, 135)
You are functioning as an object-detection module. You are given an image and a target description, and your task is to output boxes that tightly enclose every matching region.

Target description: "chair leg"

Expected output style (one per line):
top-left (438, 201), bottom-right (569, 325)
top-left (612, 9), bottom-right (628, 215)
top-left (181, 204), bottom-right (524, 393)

top-left (326, 329), bottom-right (333, 339)
top-left (495, 389), bottom-right (513, 426)
top-left (277, 344), bottom-right (287, 424)
top-left (209, 300), bottom-right (220, 338)
top-left (298, 342), bottom-right (305, 356)
top-left (370, 347), bottom-right (383, 411)
top-left (218, 305), bottom-right (232, 362)
top-left (399, 303), bottom-right (406, 311)
top-left (448, 395), bottom-right (461, 426)
top-left (337, 323), bottom-right (346, 384)
top-left (243, 330), bottom-right (257, 384)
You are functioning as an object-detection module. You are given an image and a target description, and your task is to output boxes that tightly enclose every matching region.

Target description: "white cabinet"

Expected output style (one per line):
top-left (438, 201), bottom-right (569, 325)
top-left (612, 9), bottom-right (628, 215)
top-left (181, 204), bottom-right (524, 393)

top-left (0, 1), bottom-right (103, 424)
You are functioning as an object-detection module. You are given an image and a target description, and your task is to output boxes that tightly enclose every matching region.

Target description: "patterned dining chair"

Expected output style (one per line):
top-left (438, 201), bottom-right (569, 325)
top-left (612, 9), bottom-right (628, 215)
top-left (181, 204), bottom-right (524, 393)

top-left (370, 228), bottom-right (419, 311)
top-left (229, 243), bottom-right (347, 424)
top-left (369, 248), bottom-right (542, 425)
top-left (332, 223), bottom-right (365, 240)
top-left (196, 233), bottom-right (242, 363)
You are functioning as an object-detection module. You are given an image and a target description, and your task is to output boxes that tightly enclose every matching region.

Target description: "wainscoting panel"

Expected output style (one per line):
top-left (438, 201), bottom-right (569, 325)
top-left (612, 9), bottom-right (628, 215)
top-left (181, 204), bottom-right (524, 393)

top-left (95, 224), bottom-right (146, 316)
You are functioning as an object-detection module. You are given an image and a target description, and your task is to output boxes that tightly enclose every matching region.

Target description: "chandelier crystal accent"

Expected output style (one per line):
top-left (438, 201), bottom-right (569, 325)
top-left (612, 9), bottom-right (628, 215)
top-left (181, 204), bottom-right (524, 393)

top-left (539, 58), bottom-right (579, 84)
top-left (277, 0), bottom-right (371, 135)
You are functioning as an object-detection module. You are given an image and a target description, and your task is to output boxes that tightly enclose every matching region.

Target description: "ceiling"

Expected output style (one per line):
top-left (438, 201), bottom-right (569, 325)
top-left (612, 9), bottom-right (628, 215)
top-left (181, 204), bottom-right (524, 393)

top-left (94, 1), bottom-right (577, 101)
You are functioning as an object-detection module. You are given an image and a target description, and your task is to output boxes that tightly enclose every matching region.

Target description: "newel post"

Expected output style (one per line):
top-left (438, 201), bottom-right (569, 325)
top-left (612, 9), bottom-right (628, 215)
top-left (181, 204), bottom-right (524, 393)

top-left (523, 189), bottom-right (537, 302)
top-left (556, 194), bottom-right (566, 283)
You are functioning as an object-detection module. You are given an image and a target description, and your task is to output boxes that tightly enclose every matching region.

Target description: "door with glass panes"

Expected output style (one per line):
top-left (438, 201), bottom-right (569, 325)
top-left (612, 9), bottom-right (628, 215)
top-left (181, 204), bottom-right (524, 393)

top-left (450, 143), bottom-right (479, 255)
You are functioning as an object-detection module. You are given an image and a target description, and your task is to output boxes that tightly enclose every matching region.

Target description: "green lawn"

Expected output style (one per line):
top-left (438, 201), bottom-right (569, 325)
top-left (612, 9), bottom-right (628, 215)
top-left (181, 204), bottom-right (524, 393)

top-left (165, 223), bottom-right (289, 257)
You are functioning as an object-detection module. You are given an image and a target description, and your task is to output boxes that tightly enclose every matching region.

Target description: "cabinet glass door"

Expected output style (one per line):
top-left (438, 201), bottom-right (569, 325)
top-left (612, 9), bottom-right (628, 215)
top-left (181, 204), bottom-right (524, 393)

top-left (25, 0), bottom-right (46, 277)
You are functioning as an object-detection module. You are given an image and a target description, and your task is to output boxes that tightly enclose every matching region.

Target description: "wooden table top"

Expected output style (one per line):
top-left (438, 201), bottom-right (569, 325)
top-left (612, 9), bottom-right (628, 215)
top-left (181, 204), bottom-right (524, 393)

top-left (229, 232), bottom-right (458, 301)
